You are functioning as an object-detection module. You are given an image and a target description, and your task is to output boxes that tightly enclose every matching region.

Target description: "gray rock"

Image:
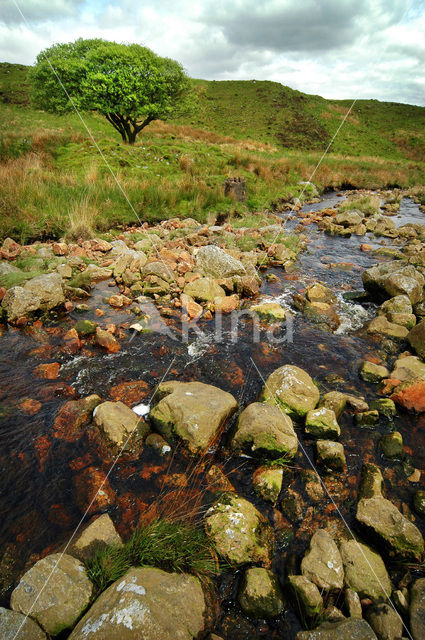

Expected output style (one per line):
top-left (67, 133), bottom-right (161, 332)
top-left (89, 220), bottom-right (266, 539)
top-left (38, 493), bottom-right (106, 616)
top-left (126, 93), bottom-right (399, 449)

top-left (340, 539), bottom-right (391, 601)
top-left (238, 567), bottom-right (284, 619)
top-left (231, 402), bottom-right (298, 458)
top-left (150, 381), bottom-right (237, 454)
top-left (362, 261), bottom-right (424, 304)
top-left (356, 495), bottom-right (424, 561)
top-left (196, 245), bottom-right (246, 278)
top-left (259, 364), bottom-right (320, 418)
top-left (0, 607), bottom-right (46, 640)
top-left (296, 618), bottom-right (378, 640)
top-left (408, 320), bottom-right (425, 360)
top-left (334, 211), bottom-right (363, 227)
top-left (10, 553), bottom-right (92, 636)
top-left (2, 273), bottom-right (65, 322)
top-left (366, 603), bottom-right (403, 640)
top-left (391, 355), bottom-right (425, 382)
top-left (69, 567), bottom-right (206, 640)
top-left (93, 401), bottom-right (146, 447)
top-left (301, 530), bottom-right (344, 591)
top-left (142, 260), bottom-right (174, 282)
top-left (69, 514), bottom-right (123, 562)
top-left (204, 493), bottom-right (273, 566)
top-left (410, 578), bottom-right (425, 640)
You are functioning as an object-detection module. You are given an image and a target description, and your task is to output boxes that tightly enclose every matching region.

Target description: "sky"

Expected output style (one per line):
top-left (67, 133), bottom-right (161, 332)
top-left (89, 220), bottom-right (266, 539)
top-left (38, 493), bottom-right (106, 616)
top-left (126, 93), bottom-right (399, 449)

top-left (1, 0), bottom-right (425, 106)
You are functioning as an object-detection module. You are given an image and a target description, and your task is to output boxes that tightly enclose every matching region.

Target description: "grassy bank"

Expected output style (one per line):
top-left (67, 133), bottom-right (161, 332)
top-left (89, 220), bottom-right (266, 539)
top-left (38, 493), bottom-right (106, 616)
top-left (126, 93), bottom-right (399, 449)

top-left (1, 63), bottom-right (424, 242)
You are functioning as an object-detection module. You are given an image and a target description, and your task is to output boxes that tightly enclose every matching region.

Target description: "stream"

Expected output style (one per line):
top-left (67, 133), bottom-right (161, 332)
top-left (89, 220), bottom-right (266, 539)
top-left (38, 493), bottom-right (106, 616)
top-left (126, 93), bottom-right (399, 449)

top-left (1, 191), bottom-right (425, 638)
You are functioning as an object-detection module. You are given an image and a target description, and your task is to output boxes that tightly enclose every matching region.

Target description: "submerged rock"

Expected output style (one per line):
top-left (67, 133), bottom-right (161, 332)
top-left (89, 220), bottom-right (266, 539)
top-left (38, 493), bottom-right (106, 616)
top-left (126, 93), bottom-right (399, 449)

top-left (316, 440), bottom-right (346, 470)
top-left (204, 493), bottom-right (273, 566)
top-left (339, 539), bottom-right (391, 601)
top-left (259, 365), bottom-right (319, 418)
top-left (11, 553), bottom-right (92, 636)
top-left (69, 567), bottom-right (206, 640)
top-left (238, 567), bottom-right (284, 619)
top-left (150, 381), bottom-right (237, 454)
top-left (301, 530), bottom-right (344, 591)
top-left (231, 402), bottom-right (298, 458)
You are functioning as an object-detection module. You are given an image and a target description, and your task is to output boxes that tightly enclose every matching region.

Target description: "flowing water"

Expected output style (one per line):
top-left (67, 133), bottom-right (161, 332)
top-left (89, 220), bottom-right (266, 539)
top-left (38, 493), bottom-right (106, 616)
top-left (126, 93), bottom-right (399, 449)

top-left (1, 192), bottom-right (424, 637)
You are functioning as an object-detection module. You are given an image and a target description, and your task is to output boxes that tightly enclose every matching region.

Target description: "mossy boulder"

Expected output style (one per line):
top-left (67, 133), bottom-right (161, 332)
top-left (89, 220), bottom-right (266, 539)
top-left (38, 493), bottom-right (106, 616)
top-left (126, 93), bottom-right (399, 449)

top-left (305, 407), bottom-right (340, 439)
top-left (356, 495), bottom-right (424, 561)
top-left (301, 530), bottom-right (344, 591)
top-left (74, 319), bottom-right (97, 336)
top-left (183, 277), bottom-right (226, 302)
top-left (316, 440), bottom-right (346, 471)
top-left (359, 361), bottom-right (389, 383)
top-left (253, 466), bottom-right (285, 504)
top-left (251, 302), bottom-right (286, 321)
top-left (379, 431), bottom-right (403, 459)
top-left (408, 320), bottom-right (425, 359)
top-left (231, 402), bottom-right (297, 459)
top-left (204, 493), bottom-right (274, 566)
top-left (288, 575), bottom-right (323, 618)
top-left (366, 316), bottom-right (409, 340)
top-left (150, 381), bottom-right (237, 454)
top-left (362, 261), bottom-right (424, 304)
top-left (10, 554), bottom-right (92, 636)
top-left (319, 391), bottom-right (347, 419)
top-left (339, 539), bottom-right (391, 601)
top-left (259, 365), bottom-right (319, 418)
top-left (238, 568), bottom-right (284, 619)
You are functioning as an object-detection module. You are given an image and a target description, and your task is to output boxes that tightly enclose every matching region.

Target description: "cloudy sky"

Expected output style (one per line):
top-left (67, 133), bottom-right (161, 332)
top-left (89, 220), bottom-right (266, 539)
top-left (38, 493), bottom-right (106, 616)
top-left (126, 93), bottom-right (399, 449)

top-left (1, 0), bottom-right (424, 105)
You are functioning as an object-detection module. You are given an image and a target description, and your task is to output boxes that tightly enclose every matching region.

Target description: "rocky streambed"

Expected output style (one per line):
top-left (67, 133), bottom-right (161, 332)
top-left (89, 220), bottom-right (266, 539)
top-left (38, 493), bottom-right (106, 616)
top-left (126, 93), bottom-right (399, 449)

top-left (1, 189), bottom-right (425, 638)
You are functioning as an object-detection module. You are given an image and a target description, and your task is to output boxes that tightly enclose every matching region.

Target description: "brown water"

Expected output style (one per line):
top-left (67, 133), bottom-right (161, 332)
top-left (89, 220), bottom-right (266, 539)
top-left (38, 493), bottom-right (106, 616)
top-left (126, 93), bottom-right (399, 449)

top-left (1, 192), bottom-right (424, 637)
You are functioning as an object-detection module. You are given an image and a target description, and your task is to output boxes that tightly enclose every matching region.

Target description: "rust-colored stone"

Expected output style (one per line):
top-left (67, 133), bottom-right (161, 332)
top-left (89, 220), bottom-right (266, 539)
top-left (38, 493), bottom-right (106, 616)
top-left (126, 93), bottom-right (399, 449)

top-left (18, 397), bottom-right (42, 415)
top-left (34, 362), bottom-right (60, 379)
top-left (53, 395), bottom-right (100, 442)
top-left (73, 466), bottom-right (115, 515)
top-left (95, 327), bottom-right (120, 352)
top-left (391, 378), bottom-right (425, 413)
top-left (34, 434), bottom-right (51, 472)
top-left (109, 379), bottom-right (150, 405)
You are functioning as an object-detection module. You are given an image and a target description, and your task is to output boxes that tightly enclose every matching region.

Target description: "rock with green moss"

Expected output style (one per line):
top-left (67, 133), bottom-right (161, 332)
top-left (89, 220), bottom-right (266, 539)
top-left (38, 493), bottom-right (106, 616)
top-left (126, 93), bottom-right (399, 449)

top-left (251, 302), bottom-right (286, 321)
top-left (305, 407), bottom-right (340, 439)
top-left (231, 402), bottom-right (297, 459)
top-left (340, 539), bottom-right (391, 601)
top-left (316, 440), bottom-right (346, 470)
top-left (253, 466), bottom-right (285, 504)
top-left (10, 553), bottom-right (92, 636)
top-left (319, 392), bottom-right (347, 419)
top-left (204, 493), bottom-right (274, 566)
top-left (296, 618), bottom-right (378, 640)
top-left (183, 277), bottom-right (225, 302)
top-left (69, 567), bottom-right (206, 640)
top-left (358, 463), bottom-right (384, 500)
top-left (387, 312), bottom-right (416, 329)
top-left (238, 567), bottom-right (284, 619)
top-left (378, 294), bottom-right (413, 316)
top-left (259, 365), bottom-right (319, 419)
top-left (359, 361), bottom-right (389, 383)
top-left (370, 399), bottom-right (397, 419)
top-left (288, 575), bottom-right (323, 618)
top-left (356, 495), bottom-right (424, 561)
top-left (379, 432), bottom-right (403, 459)
top-left (301, 530), bottom-right (344, 591)
top-left (355, 410), bottom-right (380, 427)
top-left (413, 491), bottom-right (425, 519)
top-left (74, 319), bottom-right (97, 336)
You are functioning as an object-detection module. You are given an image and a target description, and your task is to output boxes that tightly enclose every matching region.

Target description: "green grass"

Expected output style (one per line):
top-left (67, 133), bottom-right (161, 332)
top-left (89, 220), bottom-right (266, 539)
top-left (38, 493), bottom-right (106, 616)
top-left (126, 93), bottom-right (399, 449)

top-left (85, 518), bottom-right (219, 597)
top-left (0, 62), bottom-right (424, 242)
top-left (338, 194), bottom-right (381, 216)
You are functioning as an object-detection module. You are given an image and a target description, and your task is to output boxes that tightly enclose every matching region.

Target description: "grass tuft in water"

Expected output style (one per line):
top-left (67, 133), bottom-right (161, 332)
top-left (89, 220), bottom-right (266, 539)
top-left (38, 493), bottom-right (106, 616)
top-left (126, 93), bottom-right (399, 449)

top-left (85, 518), bottom-right (219, 597)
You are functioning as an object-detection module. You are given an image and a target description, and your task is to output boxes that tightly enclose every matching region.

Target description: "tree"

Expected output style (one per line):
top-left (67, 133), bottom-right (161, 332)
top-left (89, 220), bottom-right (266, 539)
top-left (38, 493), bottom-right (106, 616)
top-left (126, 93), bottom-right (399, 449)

top-left (30, 39), bottom-right (194, 144)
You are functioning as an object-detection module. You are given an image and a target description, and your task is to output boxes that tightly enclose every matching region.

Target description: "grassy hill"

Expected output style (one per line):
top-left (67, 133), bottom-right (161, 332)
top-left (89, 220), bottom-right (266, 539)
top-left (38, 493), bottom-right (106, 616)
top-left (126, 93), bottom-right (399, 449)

top-left (0, 62), bottom-right (424, 242)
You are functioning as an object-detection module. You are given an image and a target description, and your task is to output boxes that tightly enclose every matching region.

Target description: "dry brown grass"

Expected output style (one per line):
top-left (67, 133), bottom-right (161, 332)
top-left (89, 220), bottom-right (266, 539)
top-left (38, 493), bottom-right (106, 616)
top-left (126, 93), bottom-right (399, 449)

top-left (67, 193), bottom-right (99, 240)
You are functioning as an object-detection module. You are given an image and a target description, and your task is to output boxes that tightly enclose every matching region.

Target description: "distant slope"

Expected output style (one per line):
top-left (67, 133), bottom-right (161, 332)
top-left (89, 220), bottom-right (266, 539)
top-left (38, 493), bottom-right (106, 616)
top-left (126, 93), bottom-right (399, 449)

top-left (1, 62), bottom-right (424, 162)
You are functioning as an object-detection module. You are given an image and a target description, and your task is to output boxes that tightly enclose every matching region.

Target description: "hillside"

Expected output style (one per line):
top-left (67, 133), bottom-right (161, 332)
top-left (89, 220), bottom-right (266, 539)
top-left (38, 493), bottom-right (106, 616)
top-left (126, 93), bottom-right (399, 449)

top-left (0, 62), bottom-right (424, 242)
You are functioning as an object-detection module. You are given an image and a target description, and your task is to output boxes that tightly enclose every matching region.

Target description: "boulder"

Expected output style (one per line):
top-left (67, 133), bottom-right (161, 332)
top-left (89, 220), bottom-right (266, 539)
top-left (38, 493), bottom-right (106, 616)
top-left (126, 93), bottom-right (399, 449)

top-left (196, 245), bottom-right (246, 279)
top-left (68, 567), bottom-right (206, 640)
top-left (183, 277), bottom-right (226, 302)
top-left (339, 539), bottom-right (391, 601)
top-left (365, 603), bottom-right (403, 640)
top-left (334, 210), bottom-right (363, 227)
top-left (2, 270), bottom-right (65, 322)
top-left (390, 378), bottom-right (425, 413)
top-left (1, 287), bottom-right (41, 321)
top-left (391, 355), bottom-right (425, 382)
top-left (288, 575), bottom-right (323, 618)
top-left (238, 567), bottom-right (284, 619)
top-left (253, 466), bottom-right (285, 504)
top-left (142, 261), bottom-right (174, 282)
top-left (305, 407), bottom-right (340, 439)
top-left (0, 607), bottom-right (46, 639)
top-left (231, 402), bottom-right (298, 458)
top-left (296, 618), bottom-right (378, 640)
top-left (366, 316), bottom-right (409, 340)
top-left (359, 361), bottom-right (389, 383)
top-left (93, 401), bottom-right (147, 447)
top-left (379, 432), bottom-right (403, 459)
top-left (407, 320), bottom-right (425, 359)
top-left (204, 493), bottom-right (273, 566)
top-left (259, 365), bottom-right (319, 418)
top-left (301, 530), bottom-right (344, 591)
top-left (10, 553), bottom-right (92, 636)
top-left (83, 264), bottom-right (113, 281)
top-left (306, 282), bottom-right (337, 305)
top-left (316, 440), bottom-right (346, 470)
top-left (410, 578), bottom-right (425, 640)
top-left (356, 495), bottom-right (424, 561)
top-left (69, 514), bottom-right (123, 562)
top-left (319, 392), bottom-right (347, 419)
top-left (362, 261), bottom-right (424, 304)
top-left (150, 381), bottom-right (237, 453)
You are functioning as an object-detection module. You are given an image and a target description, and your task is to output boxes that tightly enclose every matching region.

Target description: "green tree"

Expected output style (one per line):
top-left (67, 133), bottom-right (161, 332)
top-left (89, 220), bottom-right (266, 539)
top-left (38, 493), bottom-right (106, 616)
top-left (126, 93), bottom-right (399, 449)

top-left (30, 39), bottom-right (194, 144)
